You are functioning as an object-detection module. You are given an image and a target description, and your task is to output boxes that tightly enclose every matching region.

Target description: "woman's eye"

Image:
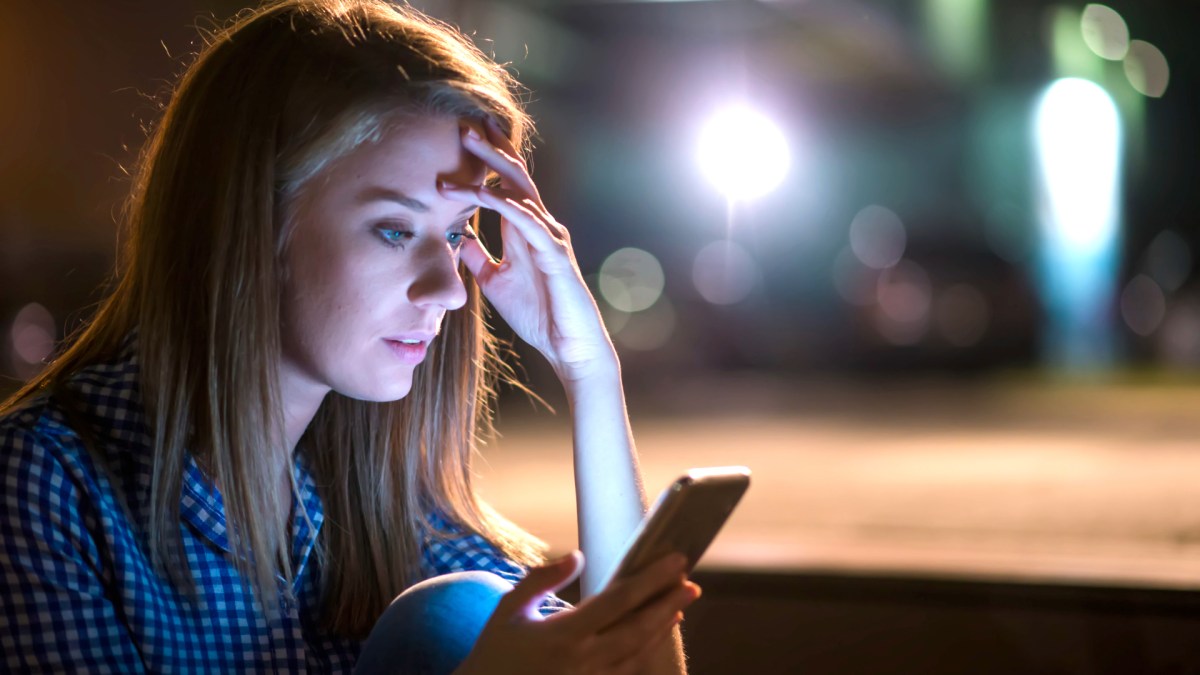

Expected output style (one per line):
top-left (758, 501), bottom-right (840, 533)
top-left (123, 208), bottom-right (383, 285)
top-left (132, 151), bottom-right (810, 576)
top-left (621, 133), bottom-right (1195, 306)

top-left (376, 226), bottom-right (413, 247)
top-left (447, 226), bottom-right (478, 249)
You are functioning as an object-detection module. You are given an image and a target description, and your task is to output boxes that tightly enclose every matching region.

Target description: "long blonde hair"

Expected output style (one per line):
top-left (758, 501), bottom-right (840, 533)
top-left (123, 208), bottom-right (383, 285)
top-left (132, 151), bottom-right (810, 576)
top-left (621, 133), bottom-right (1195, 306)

top-left (1, 0), bottom-right (545, 638)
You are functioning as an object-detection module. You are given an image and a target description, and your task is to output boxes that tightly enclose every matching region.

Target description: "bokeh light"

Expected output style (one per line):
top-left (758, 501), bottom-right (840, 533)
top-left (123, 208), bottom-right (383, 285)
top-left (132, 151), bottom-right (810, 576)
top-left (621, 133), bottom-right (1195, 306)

top-left (935, 284), bottom-right (990, 347)
top-left (849, 205), bottom-right (906, 270)
top-left (923, 0), bottom-right (988, 80)
top-left (1080, 4), bottom-right (1129, 61)
top-left (613, 297), bottom-right (677, 352)
top-left (877, 260), bottom-right (932, 324)
top-left (1120, 274), bottom-right (1166, 337)
top-left (692, 240), bottom-right (760, 305)
top-left (9, 302), bottom-right (56, 378)
top-left (1144, 230), bottom-right (1192, 292)
top-left (598, 247), bottom-right (665, 313)
top-left (1034, 77), bottom-right (1123, 367)
top-left (1159, 300), bottom-right (1200, 366)
top-left (874, 260), bottom-right (932, 345)
top-left (695, 105), bottom-right (790, 201)
top-left (1035, 78), bottom-right (1121, 255)
top-left (1124, 40), bottom-right (1170, 98)
top-left (587, 274), bottom-right (632, 336)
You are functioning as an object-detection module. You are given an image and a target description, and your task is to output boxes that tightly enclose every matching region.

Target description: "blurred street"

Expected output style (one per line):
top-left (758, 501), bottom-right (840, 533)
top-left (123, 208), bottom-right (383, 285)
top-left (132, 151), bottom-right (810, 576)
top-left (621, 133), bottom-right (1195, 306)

top-left (480, 375), bottom-right (1200, 590)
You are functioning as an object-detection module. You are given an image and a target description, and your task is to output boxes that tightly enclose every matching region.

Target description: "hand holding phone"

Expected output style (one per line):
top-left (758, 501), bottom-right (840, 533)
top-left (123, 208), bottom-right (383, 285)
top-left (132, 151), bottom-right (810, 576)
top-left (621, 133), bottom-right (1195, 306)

top-left (597, 466), bottom-right (751, 591)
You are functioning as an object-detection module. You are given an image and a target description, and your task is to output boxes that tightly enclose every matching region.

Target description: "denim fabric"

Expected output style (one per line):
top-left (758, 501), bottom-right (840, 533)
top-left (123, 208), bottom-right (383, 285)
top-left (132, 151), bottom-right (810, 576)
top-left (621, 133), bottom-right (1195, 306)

top-left (356, 571), bottom-right (514, 675)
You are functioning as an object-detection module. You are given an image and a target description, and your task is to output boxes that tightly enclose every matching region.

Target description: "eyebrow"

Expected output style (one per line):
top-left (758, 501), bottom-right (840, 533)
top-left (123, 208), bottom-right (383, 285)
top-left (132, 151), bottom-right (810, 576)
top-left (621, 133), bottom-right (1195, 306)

top-left (355, 186), bottom-right (478, 218)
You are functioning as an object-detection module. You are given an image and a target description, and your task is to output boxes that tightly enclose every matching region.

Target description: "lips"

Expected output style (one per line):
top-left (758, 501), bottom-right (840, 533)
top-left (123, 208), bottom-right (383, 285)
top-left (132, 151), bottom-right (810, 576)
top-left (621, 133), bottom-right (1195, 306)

top-left (385, 331), bottom-right (437, 344)
top-left (384, 337), bottom-right (430, 365)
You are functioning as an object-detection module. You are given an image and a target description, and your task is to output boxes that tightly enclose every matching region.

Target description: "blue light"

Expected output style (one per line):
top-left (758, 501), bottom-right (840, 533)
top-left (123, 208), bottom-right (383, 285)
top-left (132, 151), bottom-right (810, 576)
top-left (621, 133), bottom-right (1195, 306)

top-left (1033, 78), bottom-right (1123, 369)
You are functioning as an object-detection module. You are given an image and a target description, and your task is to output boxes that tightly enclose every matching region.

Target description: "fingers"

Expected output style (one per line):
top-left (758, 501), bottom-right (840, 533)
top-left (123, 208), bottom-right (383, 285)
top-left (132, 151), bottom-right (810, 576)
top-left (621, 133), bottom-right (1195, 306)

top-left (438, 182), bottom-right (569, 258)
top-left (603, 610), bottom-right (684, 673)
top-left (574, 553), bottom-right (692, 634)
top-left (458, 232), bottom-right (496, 281)
top-left (446, 123), bottom-right (574, 266)
top-left (498, 217), bottom-right (536, 275)
top-left (462, 123), bottom-right (542, 204)
top-left (493, 551), bottom-right (584, 622)
top-left (483, 116), bottom-right (521, 161)
top-left (469, 552), bottom-right (697, 674)
top-left (562, 555), bottom-right (698, 670)
top-left (597, 582), bottom-right (697, 667)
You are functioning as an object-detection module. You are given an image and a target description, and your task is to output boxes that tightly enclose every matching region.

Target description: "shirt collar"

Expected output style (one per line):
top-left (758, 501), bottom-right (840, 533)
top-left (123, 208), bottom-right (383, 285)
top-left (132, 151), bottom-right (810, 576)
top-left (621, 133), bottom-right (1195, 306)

top-left (180, 452), bottom-right (324, 591)
top-left (69, 332), bottom-right (325, 587)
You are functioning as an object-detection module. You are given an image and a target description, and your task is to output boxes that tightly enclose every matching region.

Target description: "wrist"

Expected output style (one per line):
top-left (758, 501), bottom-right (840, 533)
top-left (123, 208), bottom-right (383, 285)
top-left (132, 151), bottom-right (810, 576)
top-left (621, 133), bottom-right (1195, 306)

top-left (552, 344), bottom-right (621, 388)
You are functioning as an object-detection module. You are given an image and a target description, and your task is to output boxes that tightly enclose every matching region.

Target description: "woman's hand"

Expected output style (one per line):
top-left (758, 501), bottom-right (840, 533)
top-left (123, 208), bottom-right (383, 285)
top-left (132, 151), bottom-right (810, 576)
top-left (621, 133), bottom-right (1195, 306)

top-left (439, 118), bottom-right (616, 383)
top-left (454, 551), bottom-right (700, 675)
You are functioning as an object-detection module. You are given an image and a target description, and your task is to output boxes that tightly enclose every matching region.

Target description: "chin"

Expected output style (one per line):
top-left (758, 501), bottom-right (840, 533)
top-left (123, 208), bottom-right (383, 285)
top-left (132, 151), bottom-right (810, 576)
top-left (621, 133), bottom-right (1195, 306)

top-left (370, 381), bottom-right (415, 403)
top-left (337, 373), bottom-right (414, 403)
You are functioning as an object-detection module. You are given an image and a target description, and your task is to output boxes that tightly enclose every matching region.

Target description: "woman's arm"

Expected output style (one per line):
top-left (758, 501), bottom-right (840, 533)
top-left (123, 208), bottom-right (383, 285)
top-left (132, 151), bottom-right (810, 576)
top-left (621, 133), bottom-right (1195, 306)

top-left (560, 357), bottom-right (644, 598)
top-left (563, 363), bottom-right (690, 673)
top-left (444, 117), bottom-right (693, 673)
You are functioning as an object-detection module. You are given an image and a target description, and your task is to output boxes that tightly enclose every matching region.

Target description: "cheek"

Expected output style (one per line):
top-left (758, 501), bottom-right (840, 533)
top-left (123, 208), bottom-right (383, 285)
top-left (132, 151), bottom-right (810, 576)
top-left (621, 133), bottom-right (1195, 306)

top-left (286, 265), bottom-right (359, 330)
top-left (283, 242), bottom-right (395, 343)
top-left (282, 232), bottom-right (354, 342)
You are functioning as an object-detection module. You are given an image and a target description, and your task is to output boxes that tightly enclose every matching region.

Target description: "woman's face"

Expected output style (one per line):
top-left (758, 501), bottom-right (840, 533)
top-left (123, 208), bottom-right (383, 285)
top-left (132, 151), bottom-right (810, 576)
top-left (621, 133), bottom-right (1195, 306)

top-left (280, 115), bottom-right (484, 404)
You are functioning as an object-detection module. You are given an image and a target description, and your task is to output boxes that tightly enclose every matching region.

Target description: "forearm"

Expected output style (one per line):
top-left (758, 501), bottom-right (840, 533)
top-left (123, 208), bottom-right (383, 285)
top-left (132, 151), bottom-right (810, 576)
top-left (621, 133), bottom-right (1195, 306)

top-left (563, 357), bottom-right (687, 675)
top-left (563, 356), bottom-right (647, 599)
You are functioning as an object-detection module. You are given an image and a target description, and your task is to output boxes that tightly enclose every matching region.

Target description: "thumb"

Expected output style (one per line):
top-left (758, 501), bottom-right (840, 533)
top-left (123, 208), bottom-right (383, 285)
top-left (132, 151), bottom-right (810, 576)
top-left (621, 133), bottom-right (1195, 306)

top-left (497, 550), bottom-right (584, 621)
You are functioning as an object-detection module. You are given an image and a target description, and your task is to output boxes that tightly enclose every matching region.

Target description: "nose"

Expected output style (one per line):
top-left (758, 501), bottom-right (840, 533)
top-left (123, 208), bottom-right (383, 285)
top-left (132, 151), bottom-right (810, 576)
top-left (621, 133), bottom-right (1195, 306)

top-left (407, 241), bottom-right (468, 311)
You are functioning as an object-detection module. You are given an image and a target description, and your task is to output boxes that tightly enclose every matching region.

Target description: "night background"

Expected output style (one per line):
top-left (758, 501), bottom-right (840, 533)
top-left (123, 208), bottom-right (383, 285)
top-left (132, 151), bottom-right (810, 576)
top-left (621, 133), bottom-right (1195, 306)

top-left (2, 1), bottom-right (1199, 671)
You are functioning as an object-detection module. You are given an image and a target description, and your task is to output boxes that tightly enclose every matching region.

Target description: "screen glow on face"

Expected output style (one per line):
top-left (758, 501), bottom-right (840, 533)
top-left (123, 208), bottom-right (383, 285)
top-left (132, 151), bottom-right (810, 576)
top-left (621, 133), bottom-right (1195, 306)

top-left (278, 116), bottom-right (485, 406)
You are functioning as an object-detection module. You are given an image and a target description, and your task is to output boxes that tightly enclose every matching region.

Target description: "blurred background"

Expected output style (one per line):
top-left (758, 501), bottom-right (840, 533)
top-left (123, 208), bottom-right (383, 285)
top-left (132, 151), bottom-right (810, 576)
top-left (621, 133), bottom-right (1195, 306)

top-left (2, 0), bottom-right (1199, 671)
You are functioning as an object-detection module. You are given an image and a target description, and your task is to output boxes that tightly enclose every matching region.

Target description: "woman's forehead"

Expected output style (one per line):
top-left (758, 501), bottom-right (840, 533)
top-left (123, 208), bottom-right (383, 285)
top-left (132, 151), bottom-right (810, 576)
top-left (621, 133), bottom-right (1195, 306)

top-left (332, 117), bottom-right (486, 194)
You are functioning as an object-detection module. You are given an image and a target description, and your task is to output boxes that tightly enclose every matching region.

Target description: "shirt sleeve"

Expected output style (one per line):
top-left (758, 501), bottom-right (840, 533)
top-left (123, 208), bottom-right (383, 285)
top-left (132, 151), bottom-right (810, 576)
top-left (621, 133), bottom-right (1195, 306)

top-left (420, 511), bottom-right (572, 617)
top-left (0, 421), bottom-right (146, 673)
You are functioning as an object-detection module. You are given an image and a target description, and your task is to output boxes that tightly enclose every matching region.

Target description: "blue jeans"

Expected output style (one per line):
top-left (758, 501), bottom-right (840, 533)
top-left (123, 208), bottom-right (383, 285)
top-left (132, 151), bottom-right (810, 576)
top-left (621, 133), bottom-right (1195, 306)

top-left (354, 571), bottom-right (513, 675)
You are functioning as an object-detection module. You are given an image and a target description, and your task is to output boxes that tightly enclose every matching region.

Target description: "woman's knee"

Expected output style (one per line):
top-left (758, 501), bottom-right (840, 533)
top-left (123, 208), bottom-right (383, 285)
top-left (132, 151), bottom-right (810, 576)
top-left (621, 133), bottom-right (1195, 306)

top-left (398, 570), bottom-right (514, 617)
top-left (355, 571), bottom-right (513, 675)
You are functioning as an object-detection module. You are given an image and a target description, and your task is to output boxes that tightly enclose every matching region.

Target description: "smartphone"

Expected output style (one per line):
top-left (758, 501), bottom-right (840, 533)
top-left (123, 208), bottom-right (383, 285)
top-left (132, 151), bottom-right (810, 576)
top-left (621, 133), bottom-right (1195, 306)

top-left (597, 466), bottom-right (751, 590)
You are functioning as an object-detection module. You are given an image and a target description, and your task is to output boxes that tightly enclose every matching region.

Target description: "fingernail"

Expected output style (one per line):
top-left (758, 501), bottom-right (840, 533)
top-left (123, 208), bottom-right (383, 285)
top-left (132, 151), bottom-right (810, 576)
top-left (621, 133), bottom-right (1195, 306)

top-left (438, 179), bottom-right (460, 190)
top-left (465, 126), bottom-right (482, 140)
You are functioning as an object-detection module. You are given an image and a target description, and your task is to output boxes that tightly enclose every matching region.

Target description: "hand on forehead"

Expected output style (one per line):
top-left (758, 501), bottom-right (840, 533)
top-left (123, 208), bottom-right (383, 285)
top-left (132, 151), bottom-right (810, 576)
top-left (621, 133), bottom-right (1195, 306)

top-left (438, 119), bottom-right (489, 187)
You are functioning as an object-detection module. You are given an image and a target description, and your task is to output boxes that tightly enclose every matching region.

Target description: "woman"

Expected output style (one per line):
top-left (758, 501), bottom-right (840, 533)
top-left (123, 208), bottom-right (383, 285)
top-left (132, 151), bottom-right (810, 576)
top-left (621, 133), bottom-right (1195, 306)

top-left (0, 1), bottom-right (699, 672)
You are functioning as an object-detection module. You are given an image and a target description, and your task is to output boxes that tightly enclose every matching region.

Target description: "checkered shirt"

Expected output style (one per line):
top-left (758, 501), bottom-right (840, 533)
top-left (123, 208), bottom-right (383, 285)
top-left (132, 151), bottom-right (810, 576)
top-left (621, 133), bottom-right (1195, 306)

top-left (0, 343), bottom-right (568, 672)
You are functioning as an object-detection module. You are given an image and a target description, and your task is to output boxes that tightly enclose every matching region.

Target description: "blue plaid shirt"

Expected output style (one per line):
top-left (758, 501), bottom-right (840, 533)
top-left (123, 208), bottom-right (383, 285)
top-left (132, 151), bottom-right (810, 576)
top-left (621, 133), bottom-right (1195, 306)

top-left (0, 343), bottom-right (566, 672)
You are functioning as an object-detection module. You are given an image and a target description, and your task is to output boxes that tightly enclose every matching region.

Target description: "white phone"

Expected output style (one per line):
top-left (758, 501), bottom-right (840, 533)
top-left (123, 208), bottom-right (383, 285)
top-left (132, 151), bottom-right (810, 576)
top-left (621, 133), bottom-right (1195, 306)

top-left (597, 466), bottom-right (751, 590)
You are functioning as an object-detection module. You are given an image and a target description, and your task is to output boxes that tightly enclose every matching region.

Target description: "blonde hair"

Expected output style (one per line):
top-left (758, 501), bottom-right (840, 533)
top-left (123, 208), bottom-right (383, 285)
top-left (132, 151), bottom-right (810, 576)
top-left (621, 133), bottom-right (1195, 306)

top-left (1, 0), bottom-right (544, 638)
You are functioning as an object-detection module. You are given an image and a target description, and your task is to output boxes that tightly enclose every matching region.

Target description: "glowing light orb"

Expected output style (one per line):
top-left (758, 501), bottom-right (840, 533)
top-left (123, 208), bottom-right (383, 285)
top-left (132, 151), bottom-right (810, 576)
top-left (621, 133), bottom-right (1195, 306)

top-left (849, 205), bottom-right (906, 270)
top-left (696, 106), bottom-right (790, 201)
top-left (1124, 40), bottom-right (1170, 98)
top-left (1034, 77), bottom-right (1121, 256)
top-left (1120, 275), bottom-right (1166, 337)
top-left (1033, 77), bottom-right (1123, 368)
top-left (1080, 4), bottom-right (1129, 61)
top-left (692, 240), bottom-right (760, 305)
top-left (599, 248), bottom-right (665, 313)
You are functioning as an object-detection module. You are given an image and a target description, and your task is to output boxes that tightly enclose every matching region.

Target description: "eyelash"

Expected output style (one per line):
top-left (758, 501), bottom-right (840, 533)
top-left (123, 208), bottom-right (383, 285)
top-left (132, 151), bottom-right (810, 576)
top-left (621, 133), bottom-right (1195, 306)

top-left (375, 223), bottom-right (477, 249)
